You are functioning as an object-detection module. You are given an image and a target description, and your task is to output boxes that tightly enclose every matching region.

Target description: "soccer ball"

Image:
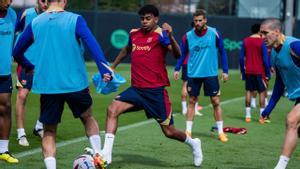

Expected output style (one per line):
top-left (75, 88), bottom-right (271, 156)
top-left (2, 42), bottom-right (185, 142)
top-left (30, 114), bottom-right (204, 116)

top-left (73, 154), bottom-right (96, 169)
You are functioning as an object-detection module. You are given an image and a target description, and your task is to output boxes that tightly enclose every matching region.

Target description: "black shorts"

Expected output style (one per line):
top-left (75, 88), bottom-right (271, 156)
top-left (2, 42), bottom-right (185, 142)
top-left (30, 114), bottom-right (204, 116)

top-left (0, 75), bottom-right (12, 93)
top-left (187, 76), bottom-right (220, 97)
top-left (40, 88), bottom-right (92, 125)
top-left (181, 64), bottom-right (188, 81)
top-left (116, 86), bottom-right (174, 126)
top-left (295, 97), bottom-right (300, 105)
top-left (245, 74), bottom-right (266, 92)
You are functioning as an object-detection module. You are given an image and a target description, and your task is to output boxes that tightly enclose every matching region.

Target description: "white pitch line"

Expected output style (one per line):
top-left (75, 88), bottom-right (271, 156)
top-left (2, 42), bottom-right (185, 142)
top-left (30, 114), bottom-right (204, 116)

top-left (15, 96), bottom-right (244, 158)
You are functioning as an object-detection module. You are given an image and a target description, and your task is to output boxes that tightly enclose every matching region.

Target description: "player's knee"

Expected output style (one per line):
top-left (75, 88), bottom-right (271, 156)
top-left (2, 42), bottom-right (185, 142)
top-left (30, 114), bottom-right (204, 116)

top-left (211, 100), bottom-right (220, 108)
top-left (163, 129), bottom-right (174, 138)
top-left (0, 101), bottom-right (11, 115)
top-left (189, 98), bottom-right (197, 105)
top-left (80, 110), bottom-right (93, 121)
top-left (107, 105), bottom-right (119, 118)
top-left (17, 92), bottom-right (28, 101)
top-left (286, 115), bottom-right (298, 129)
top-left (162, 126), bottom-right (175, 138)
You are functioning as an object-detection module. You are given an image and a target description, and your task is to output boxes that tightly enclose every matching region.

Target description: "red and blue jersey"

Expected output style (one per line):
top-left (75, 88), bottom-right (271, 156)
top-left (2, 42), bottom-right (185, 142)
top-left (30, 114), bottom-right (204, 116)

top-left (239, 37), bottom-right (270, 79)
top-left (128, 27), bottom-right (171, 88)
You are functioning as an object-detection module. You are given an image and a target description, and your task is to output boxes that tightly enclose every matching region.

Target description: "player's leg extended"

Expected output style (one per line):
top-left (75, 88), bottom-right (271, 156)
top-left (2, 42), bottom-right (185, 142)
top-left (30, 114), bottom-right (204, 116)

top-left (160, 123), bottom-right (203, 166)
top-left (43, 124), bottom-right (57, 169)
top-left (103, 99), bottom-right (135, 164)
top-left (274, 103), bottom-right (300, 169)
top-left (15, 88), bottom-right (30, 146)
top-left (105, 100), bottom-right (135, 134)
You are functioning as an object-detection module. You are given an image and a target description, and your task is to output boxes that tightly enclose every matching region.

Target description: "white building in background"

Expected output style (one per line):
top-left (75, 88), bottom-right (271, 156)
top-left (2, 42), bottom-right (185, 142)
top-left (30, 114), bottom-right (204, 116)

top-left (11, 0), bottom-right (36, 7)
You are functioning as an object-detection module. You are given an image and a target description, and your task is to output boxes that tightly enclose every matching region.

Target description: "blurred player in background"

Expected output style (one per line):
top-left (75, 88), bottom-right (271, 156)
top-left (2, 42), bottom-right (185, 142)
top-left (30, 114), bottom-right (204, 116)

top-left (13, 0), bottom-right (111, 168)
top-left (260, 18), bottom-right (300, 169)
top-left (14, 0), bottom-right (48, 147)
top-left (239, 23), bottom-right (270, 122)
top-left (102, 4), bottom-right (203, 167)
top-left (175, 9), bottom-right (229, 142)
top-left (174, 21), bottom-right (203, 117)
top-left (0, 0), bottom-right (19, 164)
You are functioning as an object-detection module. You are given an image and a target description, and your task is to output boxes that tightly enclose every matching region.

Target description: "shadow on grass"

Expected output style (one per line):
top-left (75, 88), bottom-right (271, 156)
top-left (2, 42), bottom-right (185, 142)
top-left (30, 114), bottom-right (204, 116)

top-left (111, 153), bottom-right (196, 169)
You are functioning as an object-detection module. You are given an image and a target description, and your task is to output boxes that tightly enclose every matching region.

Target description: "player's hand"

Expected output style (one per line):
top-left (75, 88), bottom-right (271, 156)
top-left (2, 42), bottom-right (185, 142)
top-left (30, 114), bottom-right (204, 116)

top-left (103, 73), bottom-right (111, 82)
top-left (173, 71), bottom-right (180, 80)
top-left (222, 73), bottom-right (229, 82)
top-left (162, 22), bottom-right (173, 36)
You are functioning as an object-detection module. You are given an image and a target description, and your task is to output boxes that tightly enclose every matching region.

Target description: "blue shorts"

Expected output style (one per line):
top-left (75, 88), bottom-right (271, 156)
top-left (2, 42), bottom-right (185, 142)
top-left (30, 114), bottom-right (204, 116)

top-left (16, 69), bottom-right (33, 90)
top-left (0, 75), bottom-right (12, 93)
top-left (181, 64), bottom-right (188, 81)
top-left (116, 86), bottom-right (174, 126)
top-left (40, 88), bottom-right (92, 125)
top-left (187, 76), bottom-right (220, 97)
top-left (245, 74), bottom-right (266, 92)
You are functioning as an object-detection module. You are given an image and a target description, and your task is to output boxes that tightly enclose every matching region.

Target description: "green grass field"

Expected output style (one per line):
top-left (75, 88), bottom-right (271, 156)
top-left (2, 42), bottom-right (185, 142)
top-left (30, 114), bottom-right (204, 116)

top-left (1, 63), bottom-right (300, 169)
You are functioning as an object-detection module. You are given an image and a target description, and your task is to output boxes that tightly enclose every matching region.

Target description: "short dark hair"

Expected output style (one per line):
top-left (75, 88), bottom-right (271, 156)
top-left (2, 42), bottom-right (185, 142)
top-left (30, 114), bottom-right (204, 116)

top-left (251, 23), bottom-right (261, 34)
top-left (193, 9), bottom-right (206, 18)
top-left (138, 4), bottom-right (159, 17)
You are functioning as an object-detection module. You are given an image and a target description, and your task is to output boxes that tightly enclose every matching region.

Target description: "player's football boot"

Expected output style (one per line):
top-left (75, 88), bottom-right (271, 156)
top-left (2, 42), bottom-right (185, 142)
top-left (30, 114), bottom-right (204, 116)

top-left (0, 151), bottom-right (19, 163)
top-left (218, 133), bottom-right (229, 142)
top-left (93, 153), bottom-right (107, 169)
top-left (192, 138), bottom-right (203, 167)
top-left (195, 111), bottom-right (203, 116)
top-left (18, 135), bottom-right (29, 146)
top-left (259, 117), bottom-right (271, 124)
top-left (245, 117), bottom-right (251, 123)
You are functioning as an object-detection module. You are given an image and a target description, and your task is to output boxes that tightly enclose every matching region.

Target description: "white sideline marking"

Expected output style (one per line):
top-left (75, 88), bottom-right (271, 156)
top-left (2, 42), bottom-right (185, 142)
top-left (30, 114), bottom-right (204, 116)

top-left (15, 96), bottom-right (244, 158)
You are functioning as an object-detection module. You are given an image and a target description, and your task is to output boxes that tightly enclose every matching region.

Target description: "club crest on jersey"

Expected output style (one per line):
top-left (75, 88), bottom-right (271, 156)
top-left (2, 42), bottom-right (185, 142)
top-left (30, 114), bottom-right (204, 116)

top-left (21, 80), bottom-right (27, 85)
top-left (147, 37), bottom-right (153, 43)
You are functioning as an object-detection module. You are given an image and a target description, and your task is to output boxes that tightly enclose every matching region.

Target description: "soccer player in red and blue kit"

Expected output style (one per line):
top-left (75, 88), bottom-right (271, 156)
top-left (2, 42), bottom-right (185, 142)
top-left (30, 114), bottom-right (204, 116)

top-left (239, 23), bottom-right (270, 123)
top-left (102, 5), bottom-right (203, 167)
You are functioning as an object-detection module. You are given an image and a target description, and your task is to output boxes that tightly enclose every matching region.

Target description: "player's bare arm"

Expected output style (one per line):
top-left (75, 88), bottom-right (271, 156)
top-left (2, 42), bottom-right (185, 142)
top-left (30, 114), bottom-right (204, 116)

top-left (162, 22), bottom-right (181, 58)
top-left (111, 45), bottom-right (132, 70)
